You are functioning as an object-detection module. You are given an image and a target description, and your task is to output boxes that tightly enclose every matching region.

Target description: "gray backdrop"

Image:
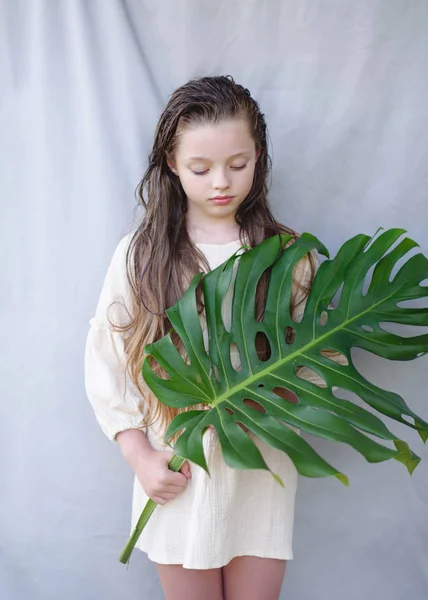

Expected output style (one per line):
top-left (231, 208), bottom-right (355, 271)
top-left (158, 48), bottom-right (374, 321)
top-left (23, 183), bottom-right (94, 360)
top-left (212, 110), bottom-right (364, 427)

top-left (1, 1), bottom-right (427, 599)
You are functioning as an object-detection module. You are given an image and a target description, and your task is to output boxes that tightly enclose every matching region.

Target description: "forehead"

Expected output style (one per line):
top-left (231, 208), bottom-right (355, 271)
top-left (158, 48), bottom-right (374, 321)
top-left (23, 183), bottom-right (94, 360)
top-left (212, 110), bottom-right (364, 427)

top-left (175, 119), bottom-right (255, 160)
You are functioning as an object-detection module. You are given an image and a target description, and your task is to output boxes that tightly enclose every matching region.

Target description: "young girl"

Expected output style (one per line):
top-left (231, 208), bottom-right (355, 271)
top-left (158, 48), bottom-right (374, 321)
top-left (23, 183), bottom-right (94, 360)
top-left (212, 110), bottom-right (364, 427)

top-left (85, 75), bottom-right (316, 600)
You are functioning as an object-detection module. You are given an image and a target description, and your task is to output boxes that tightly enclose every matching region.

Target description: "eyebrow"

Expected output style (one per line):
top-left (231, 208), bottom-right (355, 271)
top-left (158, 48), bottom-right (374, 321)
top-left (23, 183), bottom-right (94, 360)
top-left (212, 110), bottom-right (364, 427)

top-left (187, 151), bottom-right (252, 161)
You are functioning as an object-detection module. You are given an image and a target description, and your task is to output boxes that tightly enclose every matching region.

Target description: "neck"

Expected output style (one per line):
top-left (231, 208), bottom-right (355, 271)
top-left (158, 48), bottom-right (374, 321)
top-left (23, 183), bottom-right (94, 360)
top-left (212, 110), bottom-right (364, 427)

top-left (186, 213), bottom-right (240, 245)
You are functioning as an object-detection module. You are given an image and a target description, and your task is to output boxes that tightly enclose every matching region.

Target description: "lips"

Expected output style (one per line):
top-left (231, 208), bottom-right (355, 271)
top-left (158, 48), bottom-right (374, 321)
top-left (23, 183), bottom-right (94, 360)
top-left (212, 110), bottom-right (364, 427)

top-left (211, 196), bottom-right (235, 205)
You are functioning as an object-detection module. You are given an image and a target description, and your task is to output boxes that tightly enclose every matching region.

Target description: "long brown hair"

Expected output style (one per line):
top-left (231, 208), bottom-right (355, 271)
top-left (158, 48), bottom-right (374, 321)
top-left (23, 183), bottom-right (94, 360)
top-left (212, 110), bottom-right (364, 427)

top-left (116, 75), bottom-right (316, 432)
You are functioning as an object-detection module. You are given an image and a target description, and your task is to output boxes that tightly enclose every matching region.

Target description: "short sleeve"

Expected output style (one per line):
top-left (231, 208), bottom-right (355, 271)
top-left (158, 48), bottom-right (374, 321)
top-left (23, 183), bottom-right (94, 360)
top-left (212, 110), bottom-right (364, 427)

top-left (85, 234), bottom-right (148, 441)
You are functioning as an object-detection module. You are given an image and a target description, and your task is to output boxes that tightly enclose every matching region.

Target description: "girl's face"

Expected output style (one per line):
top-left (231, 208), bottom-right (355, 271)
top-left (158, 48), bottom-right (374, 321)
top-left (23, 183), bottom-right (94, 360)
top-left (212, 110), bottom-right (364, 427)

top-left (169, 119), bottom-right (259, 226)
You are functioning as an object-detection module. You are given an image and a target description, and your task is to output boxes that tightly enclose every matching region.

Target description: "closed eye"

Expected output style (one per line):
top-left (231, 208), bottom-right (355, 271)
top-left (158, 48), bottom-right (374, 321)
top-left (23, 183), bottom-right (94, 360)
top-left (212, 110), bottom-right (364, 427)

top-left (191, 164), bottom-right (248, 176)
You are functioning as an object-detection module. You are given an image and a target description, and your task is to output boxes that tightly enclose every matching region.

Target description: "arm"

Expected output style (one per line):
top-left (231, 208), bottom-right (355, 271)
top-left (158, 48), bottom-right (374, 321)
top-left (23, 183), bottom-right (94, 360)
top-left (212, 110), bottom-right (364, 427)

top-left (85, 235), bottom-right (190, 503)
top-left (116, 428), bottom-right (191, 505)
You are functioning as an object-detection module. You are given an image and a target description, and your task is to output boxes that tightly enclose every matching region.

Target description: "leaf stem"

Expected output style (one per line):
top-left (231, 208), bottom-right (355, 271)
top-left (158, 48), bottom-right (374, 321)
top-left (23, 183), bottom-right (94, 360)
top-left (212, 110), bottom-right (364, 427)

top-left (119, 455), bottom-right (186, 565)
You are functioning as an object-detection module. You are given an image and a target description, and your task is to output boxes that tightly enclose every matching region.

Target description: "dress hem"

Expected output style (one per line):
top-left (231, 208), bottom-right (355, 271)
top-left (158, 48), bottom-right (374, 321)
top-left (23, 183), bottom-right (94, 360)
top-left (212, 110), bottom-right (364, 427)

top-left (135, 545), bottom-right (294, 570)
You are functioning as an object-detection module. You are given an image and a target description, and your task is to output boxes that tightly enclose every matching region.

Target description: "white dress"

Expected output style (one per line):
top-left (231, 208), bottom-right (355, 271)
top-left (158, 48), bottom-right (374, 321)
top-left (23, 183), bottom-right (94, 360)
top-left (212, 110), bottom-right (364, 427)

top-left (85, 235), bottom-right (313, 570)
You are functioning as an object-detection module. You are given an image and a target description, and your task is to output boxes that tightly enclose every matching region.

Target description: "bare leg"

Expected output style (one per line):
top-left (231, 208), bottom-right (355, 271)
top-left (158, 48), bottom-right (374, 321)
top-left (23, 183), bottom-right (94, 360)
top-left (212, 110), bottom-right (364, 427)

top-left (223, 556), bottom-right (286, 600)
top-left (156, 563), bottom-right (224, 600)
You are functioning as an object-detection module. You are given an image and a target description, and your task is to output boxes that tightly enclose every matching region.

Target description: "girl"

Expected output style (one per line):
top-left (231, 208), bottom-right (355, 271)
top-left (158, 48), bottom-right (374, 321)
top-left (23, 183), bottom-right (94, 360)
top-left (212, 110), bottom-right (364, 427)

top-left (85, 75), bottom-right (316, 600)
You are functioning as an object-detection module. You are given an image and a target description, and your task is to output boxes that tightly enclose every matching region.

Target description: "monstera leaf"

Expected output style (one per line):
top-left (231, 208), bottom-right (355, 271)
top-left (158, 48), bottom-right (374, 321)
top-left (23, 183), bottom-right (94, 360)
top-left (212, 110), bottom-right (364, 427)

top-left (119, 228), bottom-right (428, 564)
top-left (144, 228), bottom-right (428, 480)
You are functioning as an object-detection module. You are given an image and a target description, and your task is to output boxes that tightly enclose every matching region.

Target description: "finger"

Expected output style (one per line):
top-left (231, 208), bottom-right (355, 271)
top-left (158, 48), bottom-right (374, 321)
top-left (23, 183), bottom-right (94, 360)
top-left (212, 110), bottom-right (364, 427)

top-left (168, 471), bottom-right (188, 487)
top-left (152, 496), bottom-right (166, 505)
top-left (152, 492), bottom-right (177, 504)
top-left (161, 450), bottom-right (175, 466)
top-left (164, 492), bottom-right (177, 501)
top-left (152, 493), bottom-right (177, 504)
top-left (179, 461), bottom-right (192, 479)
top-left (164, 482), bottom-right (187, 493)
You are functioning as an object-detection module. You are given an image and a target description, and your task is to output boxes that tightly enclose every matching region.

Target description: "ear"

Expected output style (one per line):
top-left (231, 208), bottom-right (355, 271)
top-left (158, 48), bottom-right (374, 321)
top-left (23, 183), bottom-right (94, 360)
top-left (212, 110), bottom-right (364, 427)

top-left (255, 147), bottom-right (261, 161)
top-left (167, 155), bottom-right (178, 175)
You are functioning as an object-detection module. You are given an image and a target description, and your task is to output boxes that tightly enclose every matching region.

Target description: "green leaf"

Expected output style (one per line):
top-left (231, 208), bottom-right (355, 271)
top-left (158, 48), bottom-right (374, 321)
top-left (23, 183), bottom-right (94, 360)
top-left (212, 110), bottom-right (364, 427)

top-left (144, 229), bottom-right (428, 482)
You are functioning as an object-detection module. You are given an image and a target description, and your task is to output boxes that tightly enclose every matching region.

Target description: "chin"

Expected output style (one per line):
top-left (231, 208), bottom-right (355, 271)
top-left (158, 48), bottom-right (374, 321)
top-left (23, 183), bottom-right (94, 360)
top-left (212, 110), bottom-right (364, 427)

top-left (210, 205), bottom-right (237, 217)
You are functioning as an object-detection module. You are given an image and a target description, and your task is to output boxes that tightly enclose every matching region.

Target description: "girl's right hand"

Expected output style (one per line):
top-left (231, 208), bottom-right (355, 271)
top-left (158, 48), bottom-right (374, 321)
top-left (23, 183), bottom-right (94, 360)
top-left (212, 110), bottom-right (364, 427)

top-left (134, 447), bottom-right (191, 505)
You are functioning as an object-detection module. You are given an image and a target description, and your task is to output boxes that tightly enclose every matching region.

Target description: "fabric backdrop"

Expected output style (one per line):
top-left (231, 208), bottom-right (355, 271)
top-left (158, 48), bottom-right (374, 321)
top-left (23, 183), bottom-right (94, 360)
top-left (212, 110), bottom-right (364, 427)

top-left (1, 1), bottom-right (427, 598)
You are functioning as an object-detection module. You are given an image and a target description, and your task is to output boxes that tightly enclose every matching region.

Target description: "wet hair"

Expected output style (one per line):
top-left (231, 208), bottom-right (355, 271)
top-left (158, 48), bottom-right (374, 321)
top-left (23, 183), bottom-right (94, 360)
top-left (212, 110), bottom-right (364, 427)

top-left (114, 75), bottom-right (315, 431)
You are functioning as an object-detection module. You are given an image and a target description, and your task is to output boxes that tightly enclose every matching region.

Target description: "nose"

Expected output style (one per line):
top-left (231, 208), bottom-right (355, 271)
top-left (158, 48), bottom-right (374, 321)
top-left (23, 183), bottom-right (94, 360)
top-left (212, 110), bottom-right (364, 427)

top-left (212, 167), bottom-right (230, 192)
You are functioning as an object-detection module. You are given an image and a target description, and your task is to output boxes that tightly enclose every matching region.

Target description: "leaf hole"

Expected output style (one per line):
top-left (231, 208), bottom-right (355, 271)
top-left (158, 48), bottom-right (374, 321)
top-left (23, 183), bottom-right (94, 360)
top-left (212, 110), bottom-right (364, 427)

top-left (291, 301), bottom-right (304, 323)
top-left (388, 247), bottom-right (420, 283)
top-left (320, 349), bottom-right (349, 366)
top-left (360, 325), bottom-right (373, 332)
top-left (273, 387), bottom-right (299, 404)
top-left (397, 298), bottom-right (428, 308)
top-left (230, 342), bottom-right (242, 371)
top-left (362, 228), bottom-right (385, 253)
top-left (320, 311), bottom-right (328, 326)
top-left (212, 365), bottom-right (221, 382)
top-left (285, 325), bottom-right (296, 345)
top-left (220, 264), bottom-right (237, 333)
top-left (224, 407), bottom-right (235, 415)
top-left (379, 322), bottom-right (428, 338)
top-left (362, 263), bottom-right (376, 297)
top-left (417, 352), bottom-right (425, 357)
top-left (169, 330), bottom-right (192, 366)
top-left (147, 356), bottom-right (171, 380)
top-left (331, 387), bottom-right (346, 399)
top-left (258, 383), bottom-right (265, 388)
top-left (401, 414), bottom-right (414, 425)
top-left (254, 267), bottom-right (272, 323)
top-left (296, 365), bottom-right (327, 388)
top-left (255, 331), bottom-right (271, 361)
top-left (237, 422), bottom-right (250, 433)
top-left (328, 283), bottom-right (344, 309)
top-left (243, 398), bottom-right (266, 413)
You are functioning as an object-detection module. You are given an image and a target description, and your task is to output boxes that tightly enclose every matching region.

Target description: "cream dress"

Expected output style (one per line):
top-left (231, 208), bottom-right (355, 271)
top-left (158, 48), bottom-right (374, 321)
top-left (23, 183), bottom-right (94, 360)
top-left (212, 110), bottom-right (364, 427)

top-left (85, 235), bottom-right (313, 570)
